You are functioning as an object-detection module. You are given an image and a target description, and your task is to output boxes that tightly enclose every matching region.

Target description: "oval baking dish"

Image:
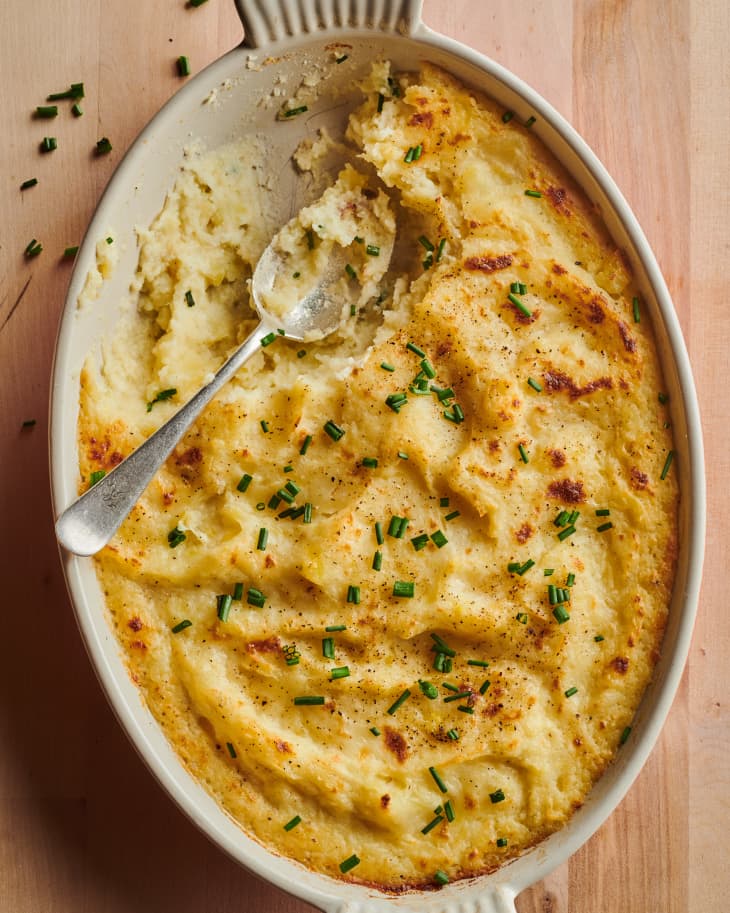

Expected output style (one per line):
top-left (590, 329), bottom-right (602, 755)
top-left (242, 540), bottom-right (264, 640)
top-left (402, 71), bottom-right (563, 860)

top-left (50, 1), bottom-right (705, 910)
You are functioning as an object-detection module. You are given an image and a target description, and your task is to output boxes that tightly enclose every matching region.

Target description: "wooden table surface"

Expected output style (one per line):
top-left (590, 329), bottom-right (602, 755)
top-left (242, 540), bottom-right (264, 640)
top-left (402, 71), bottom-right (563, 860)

top-left (1, 1), bottom-right (726, 910)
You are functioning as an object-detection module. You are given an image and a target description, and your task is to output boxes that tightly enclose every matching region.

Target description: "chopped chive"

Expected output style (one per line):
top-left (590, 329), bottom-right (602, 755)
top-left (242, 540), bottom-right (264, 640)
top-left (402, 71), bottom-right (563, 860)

top-left (256, 527), bottom-right (268, 550)
top-left (406, 341), bottom-right (425, 357)
top-left (548, 584), bottom-right (559, 604)
top-left (554, 510), bottom-right (570, 527)
top-left (185, 289), bottom-right (195, 307)
top-left (411, 533), bottom-right (430, 551)
top-left (524, 115), bottom-right (536, 128)
top-left (507, 292), bottom-right (532, 318)
top-left (660, 450), bottom-right (674, 480)
top-left (595, 508), bottom-right (610, 517)
top-left (24, 239), bottom-right (42, 258)
top-left (283, 105), bottom-right (308, 118)
top-left (620, 725), bottom-right (632, 745)
top-left (362, 456), bottom-right (378, 468)
top-left (372, 550), bottom-right (382, 571)
top-left (171, 619), bottom-right (192, 633)
top-left (567, 510), bottom-right (580, 524)
top-left (47, 82), bottom-right (84, 100)
top-left (597, 521), bottom-right (613, 532)
top-left (345, 263), bottom-right (357, 281)
top-left (479, 679), bottom-right (491, 695)
top-left (527, 377), bottom-right (542, 392)
top-left (232, 582), bottom-right (244, 601)
top-left (458, 704), bottom-right (474, 714)
top-left (418, 235), bottom-right (434, 252)
top-left (467, 659), bottom-right (489, 669)
top-left (419, 680), bottom-right (438, 699)
top-left (105, 236), bottom-right (113, 245)
top-left (443, 691), bottom-right (472, 704)
top-left (375, 521), bottom-right (384, 545)
top-left (283, 464), bottom-right (294, 473)
top-left (339, 854), bottom-right (361, 873)
top-left (564, 686), bottom-right (578, 697)
top-left (392, 581), bottom-right (414, 598)
top-left (336, 54), bottom-right (348, 63)
top-left (429, 766), bottom-right (448, 793)
top-left (147, 387), bottom-right (177, 412)
top-left (268, 494), bottom-right (281, 510)
top-left (20, 178), bottom-right (38, 190)
top-left (387, 688), bottom-right (411, 715)
top-left (385, 392), bottom-right (408, 412)
top-left (226, 741), bottom-right (237, 758)
top-left (275, 488), bottom-right (294, 505)
top-left (430, 530), bottom-right (448, 548)
top-left (442, 682), bottom-right (459, 692)
top-left (434, 869), bottom-right (449, 885)
top-left (370, 726), bottom-right (381, 736)
top-left (95, 137), bottom-right (112, 155)
top-left (303, 502), bottom-right (313, 524)
top-left (283, 815), bottom-right (301, 831)
top-left (260, 331), bottom-right (277, 347)
top-left (294, 696), bottom-right (325, 706)
top-left (40, 137), bottom-right (57, 153)
top-left (167, 525), bottom-right (186, 548)
top-left (658, 391), bottom-right (669, 405)
top-left (524, 189), bottom-right (542, 198)
top-left (420, 357), bottom-right (436, 378)
top-left (247, 587), bottom-right (266, 608)
top-left (299, 434), bottom-right (312, 456)
top-left (594, 634), bottom-right (605, 642)
top-left (380, 361), bottom-right (395, 372)
top-left (632, 296), bottom-right (641, 323)
top-left (377, 92), bottom-right (385, 112)
top-left (177, 55), bottom-right (191, 76)
top-left (366, 244), bottom-right (380, 256)
top-left (331, 666), bottom-right (350, 680)
top-left (237, 473), bottom-right (252, 492)
top-left (387, 516), bottom-right (409, 538)
top-left (397, 451), bottom-right (409, 460)
top-left (435, 238), bottom-right (446, 261)
top-left (71, 102), bottom-right (83, 117)
top-left (324, 420), bottom-right (345, 441)
top-left (516, 612), bottom-right (528, 624)
top-left (502, 110), bottom-right (514, 123)
top-left (518, 282), bottom-right (527, 295)
top-left (256, 502), bottom-right (265, 511)
top-left (322, 637), bottom-right (335, 659)
top-left (489, 788), bottom-right (505, 804)
top-left (496, 837), bottom-right (508, 847)
top-left (35, 105), bottom-right (58, 118)
top-left (285, 480), bottom-right (300, 497)
top-left (544, 568), bottom-right (554, 576)
top-left (557, 525), bottom-right (576, 541)
top-left (553, 605), bottom-right (570, 624)
top-left (216, 594), bottom-right (232, 622)
top-left (439, 497), bottom-right (450, 507)
top-left (346, 585), bottom-right (360, 605)
top-left (88, 470), bottom-right (106, 487)
top-left (325, 624), bottom-right (347, 632)
top-left (517, 559), bottom-right (535, 575)
top-left (433, 652), bottom-right (446, 672)
top-left (443, 799), bottom-right (455, 822)
top-left (446, 728), bottom-right (459, 740)
top-left (421, 815), bottom-right (444, 835)
top-left (297, 348), bottom-right (307, 358)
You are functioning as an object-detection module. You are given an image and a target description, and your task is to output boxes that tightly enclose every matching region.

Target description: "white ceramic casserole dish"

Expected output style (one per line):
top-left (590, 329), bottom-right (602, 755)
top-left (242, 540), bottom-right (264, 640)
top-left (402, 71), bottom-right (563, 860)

top-left (49, 2), bottom-right (705, 910)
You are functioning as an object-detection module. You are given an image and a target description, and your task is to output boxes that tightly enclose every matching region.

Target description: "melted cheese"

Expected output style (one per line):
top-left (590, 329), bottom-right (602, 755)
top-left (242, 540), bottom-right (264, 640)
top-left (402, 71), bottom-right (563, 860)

top-left (78, 63), bottom-right (677, 890)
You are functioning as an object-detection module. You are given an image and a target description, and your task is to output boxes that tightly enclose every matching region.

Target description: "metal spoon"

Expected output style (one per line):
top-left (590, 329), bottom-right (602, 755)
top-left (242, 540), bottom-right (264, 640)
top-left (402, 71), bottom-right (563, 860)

top-left (55, 241), bottom-right (353, 556)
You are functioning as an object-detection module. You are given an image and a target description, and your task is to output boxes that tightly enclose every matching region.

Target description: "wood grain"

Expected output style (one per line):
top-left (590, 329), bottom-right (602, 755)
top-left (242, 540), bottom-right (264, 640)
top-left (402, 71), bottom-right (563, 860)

top-left (0, 2), bottom-right (726, 911)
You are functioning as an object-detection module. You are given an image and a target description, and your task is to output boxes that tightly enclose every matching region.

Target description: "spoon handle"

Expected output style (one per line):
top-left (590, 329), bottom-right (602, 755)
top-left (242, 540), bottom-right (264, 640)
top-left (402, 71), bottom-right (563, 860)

top-left (56, 322), bottom-right (269, 556)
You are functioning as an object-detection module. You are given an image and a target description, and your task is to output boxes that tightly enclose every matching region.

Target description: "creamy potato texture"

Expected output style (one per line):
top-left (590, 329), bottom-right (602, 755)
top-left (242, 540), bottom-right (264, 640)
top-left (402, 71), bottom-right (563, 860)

top-left (78, 63), bottom-right (678, 890)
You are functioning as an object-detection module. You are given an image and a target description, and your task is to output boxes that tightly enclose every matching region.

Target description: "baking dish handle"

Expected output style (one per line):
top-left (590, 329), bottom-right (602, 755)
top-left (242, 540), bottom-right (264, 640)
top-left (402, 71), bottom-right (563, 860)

top-left (322, 884), bottom-right (518, 913)
top-left (235, 0), bottom-right (424, 49)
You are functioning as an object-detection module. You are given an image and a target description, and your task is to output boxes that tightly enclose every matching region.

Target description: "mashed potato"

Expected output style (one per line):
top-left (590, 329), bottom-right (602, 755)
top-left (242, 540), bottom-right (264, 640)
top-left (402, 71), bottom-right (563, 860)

top-left (78, 63), bottom-right (678, 890)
